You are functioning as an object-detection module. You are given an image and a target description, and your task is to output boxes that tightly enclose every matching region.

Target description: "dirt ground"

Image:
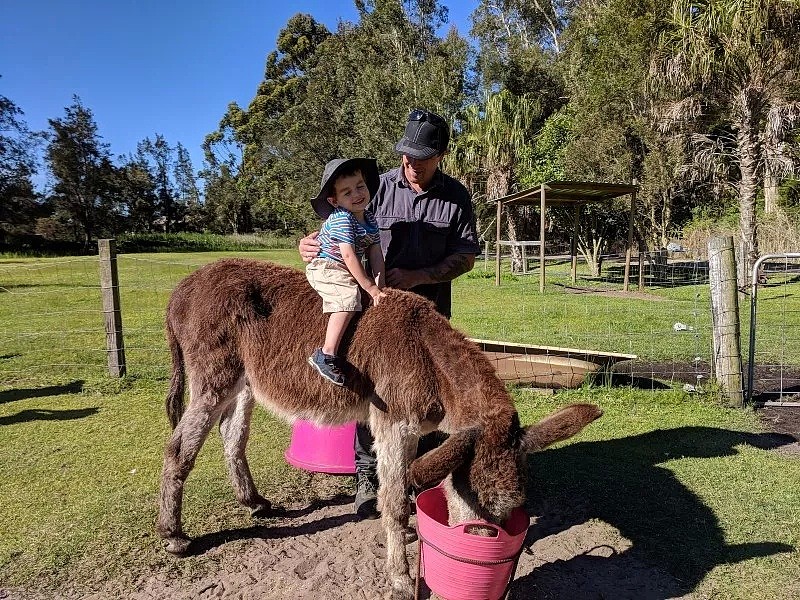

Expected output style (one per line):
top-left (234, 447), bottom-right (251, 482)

top-left (101, 506), bottom-right (685, 600)
top-left (3, 374), bottom-right (798, 600)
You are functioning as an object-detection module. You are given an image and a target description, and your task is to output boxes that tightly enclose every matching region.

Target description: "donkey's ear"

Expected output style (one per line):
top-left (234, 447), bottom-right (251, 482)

top-left (521, 403), bottom-right (602, 453)
top-left (409, 428), bottom-right (480, 489)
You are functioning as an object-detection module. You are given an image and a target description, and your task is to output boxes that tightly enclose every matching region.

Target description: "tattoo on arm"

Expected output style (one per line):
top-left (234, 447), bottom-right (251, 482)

top-left (421, 253), bottom-right (475, 284)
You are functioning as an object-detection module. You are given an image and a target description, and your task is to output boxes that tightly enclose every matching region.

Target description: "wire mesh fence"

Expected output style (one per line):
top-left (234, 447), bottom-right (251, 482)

top-left (2, 246), bottom-right (799, 401)
top-left (0, 256), bottom-right (107, 387)
top-left (461, 248), bottom-right (714, 391)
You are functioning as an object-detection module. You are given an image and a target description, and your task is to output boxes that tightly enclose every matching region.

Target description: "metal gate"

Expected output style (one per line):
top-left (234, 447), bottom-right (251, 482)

top-left (746, 252), bottom-right (800, 405)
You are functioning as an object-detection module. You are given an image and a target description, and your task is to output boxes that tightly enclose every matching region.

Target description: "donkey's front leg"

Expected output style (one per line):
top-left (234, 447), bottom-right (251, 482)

top-left (372, 415), bottom-right (419, 600)
top-left (219, 381), bottom-right (271, 517)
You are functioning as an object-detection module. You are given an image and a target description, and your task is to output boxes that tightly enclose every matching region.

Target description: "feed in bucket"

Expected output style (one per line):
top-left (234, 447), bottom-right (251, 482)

top-left (415, 485), bottom-right (529, 600)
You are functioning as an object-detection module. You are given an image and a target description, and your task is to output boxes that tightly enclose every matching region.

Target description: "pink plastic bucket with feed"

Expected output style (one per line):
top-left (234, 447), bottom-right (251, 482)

top-left (416, 485), bottom-right (529, 600)
top-left (284, 420), bottom-right (357, 474)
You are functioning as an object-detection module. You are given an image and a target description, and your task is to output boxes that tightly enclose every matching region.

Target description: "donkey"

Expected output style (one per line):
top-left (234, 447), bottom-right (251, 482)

top-left (157, 258), bottom-right (601, 599)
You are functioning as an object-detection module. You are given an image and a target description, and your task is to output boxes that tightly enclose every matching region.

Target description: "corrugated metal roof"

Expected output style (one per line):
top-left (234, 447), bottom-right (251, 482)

top-left (496, 181), bottom-right (638, 206)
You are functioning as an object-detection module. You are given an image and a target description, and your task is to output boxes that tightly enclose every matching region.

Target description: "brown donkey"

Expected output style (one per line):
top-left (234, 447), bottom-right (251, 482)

top-left (158, 258), bottom-right (601, 599)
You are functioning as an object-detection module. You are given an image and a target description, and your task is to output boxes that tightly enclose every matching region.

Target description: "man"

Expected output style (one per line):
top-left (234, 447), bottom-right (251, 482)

top-left (299, 108), bottom-right (480, 518)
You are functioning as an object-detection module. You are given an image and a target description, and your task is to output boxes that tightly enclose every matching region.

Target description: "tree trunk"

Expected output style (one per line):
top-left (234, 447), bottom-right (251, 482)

top-left (488, 168), bottom-right (519, 271)
top-left (764, 169), bottom-right (780, 214)
top-left (735, 91), bottom-right (761, 287)
top-left (660, 189), bottom-right (672, 248)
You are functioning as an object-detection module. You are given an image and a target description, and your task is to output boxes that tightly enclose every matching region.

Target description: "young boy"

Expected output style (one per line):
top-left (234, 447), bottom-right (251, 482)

top-left (306, 158), bottom-right (387, 386)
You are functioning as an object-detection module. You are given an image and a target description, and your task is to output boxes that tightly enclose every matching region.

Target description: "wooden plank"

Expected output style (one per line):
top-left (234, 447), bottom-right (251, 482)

top-left (469, 338), bottom-right (637, 362)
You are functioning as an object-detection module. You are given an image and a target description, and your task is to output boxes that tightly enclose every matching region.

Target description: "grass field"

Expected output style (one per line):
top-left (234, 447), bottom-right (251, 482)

top-left (1, 250), bottom-right (799, 598)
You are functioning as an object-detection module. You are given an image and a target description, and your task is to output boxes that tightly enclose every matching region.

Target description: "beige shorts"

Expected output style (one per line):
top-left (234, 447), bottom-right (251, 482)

top-left (306, 258), bottom-right (362, 313)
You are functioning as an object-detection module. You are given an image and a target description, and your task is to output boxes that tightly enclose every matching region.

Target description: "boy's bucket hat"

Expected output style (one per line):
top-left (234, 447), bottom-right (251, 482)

top-left (394, 109), bottom-right (450, 160)
top-left (311, 158), bottom-right (380, 219)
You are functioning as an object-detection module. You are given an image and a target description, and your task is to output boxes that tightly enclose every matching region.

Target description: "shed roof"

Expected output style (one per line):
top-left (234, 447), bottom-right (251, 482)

top-left (496, 181), bottom-right (638, 207)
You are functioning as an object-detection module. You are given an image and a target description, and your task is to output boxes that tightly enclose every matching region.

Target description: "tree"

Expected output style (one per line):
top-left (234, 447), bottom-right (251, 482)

top-left (115, 155), bottom-right (159, 232)
top-left (46, 96), bottom-right (113, 249)
top-left (0, 91), bottom-right (41, 244)
top-left (203, 163), bottom-right (250, 234)
top-left (470, 0), bottom-right (567, 108)
top-left (174, 142), bottom-right (204, 231)
top-left (562, 0), bottom-right (679, 250)
top-left (652, 0), bottom-right (800, 278)
top-left (138, 134), bottom-right (177, 232)
top-left (207, 2), bottom-right (469, 234)
top-left (447, 90), bottom-right (542, 271)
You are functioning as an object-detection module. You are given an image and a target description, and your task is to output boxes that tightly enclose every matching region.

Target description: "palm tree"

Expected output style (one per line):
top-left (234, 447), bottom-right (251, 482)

top-left (652, 0), bottom-right (800, 280)
top-left (446, 90), bottom-right (541, 271)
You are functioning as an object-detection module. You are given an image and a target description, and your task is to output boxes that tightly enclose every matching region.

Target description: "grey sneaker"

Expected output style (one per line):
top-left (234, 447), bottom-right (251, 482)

top-left (308, 348), bottom-right (345, 386)
top-left (354, 473), bottom-right (379, 519)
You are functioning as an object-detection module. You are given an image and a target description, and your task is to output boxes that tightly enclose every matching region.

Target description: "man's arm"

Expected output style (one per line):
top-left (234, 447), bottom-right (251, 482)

top-left (386, 253), bottom-right (475, 290)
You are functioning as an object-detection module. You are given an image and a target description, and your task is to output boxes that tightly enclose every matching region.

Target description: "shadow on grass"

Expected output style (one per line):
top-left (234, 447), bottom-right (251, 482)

top-left (594, 372), bottom-right (672, 390)
top-left (512, 426), bottom-right (795, 599)
top-left (185, 493), bottom-right (355, 556)
top-left (0, 381), bottom-right (85, 405)
top-left (0, 406), bottom-right (99, 426)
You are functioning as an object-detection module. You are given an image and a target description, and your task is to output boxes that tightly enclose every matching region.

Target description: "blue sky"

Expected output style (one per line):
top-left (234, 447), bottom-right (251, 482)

top-left (1, 1), bottom-right (474, 191)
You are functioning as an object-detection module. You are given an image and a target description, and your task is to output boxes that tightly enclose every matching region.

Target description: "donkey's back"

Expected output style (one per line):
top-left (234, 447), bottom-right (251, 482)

top-left (165, 258), bottom-right (386, 427)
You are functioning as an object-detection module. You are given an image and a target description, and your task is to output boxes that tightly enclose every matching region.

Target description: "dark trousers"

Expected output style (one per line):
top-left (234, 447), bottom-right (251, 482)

top-left (354, 421), bottom-right (444, 477)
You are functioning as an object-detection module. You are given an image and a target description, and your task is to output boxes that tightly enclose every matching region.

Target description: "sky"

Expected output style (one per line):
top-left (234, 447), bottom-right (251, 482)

top-left (1, 0), bottom-right (474, 191)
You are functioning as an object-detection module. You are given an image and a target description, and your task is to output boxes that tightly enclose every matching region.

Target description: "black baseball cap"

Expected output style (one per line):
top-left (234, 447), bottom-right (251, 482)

top-left (310, 158), bottom-right (380, 219)
top-left (394, 109), bottom-right (450, 160)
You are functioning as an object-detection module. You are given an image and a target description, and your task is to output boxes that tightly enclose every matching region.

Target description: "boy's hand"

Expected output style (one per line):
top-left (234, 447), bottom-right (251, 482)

top-left (371, 289), bottom-right (388, 306)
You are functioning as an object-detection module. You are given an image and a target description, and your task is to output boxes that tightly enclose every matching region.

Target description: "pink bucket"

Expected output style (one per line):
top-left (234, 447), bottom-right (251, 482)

top-left (284, 420), bottom-right (357, 475)
top-left (416, 485), bottom-right (529, 600)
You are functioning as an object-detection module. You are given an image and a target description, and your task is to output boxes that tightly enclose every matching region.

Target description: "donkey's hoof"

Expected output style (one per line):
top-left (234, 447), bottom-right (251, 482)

top-left (163, 535), bottom-right (191, 555)
top-left (250, 499), bottom-right (272, 519)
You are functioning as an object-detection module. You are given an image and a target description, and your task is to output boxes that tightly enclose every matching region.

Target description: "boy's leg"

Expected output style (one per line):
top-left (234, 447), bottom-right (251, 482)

top-left (322, 311), bottom-right (354, 357)
top-left (309, 311), bottom-right (354, 386)
top-left (354, 422), bottom-right (380, 519)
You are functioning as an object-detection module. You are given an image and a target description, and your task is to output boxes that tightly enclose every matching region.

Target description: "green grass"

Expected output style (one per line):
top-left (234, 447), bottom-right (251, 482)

top-left (116, 232), bottom-right (299, 253)
top-left (1, 251), bottom-right (799, 598)
top-left (454, 258), bottom-right (800, 365)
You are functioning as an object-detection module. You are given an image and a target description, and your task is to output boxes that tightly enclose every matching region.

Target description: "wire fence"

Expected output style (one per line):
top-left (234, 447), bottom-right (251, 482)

top-left (464, 248), bottom-right (713, 391)
top-left (2, 246), bottom-right (799, 401)
top-left (0, 256), bottom-right (106, 386)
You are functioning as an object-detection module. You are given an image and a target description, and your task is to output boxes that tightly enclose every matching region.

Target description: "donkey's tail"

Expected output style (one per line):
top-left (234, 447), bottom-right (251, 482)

top-left (166, 321), bottom-right (186, 430)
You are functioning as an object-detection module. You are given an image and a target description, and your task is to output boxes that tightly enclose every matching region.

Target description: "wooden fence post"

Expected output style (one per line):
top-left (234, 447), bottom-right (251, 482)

top-left (708, 236), bottom-right (743, 406)
top-left (99, 239), bottom-right (126, 377)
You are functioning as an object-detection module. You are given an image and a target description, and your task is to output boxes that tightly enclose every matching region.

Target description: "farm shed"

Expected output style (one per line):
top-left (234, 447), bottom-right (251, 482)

top-left (493, 181), bottom-right (639, 291)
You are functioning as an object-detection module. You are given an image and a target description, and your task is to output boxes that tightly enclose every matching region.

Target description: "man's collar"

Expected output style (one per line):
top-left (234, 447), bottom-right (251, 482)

top-left (395, 164), bottom-right (443, 191)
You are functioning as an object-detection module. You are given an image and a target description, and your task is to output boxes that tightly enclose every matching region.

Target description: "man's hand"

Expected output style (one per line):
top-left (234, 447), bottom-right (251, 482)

top-left (386, 268), bottom-right (426, 290)
top-left (299, 231), bottom-right (321, 263)
top-left (389, 254), bottom-right (475, 288)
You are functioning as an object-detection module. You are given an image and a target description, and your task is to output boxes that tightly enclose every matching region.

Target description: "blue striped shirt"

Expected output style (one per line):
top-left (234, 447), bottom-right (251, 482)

top-left (318, 208), bottom-right (380, 265)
